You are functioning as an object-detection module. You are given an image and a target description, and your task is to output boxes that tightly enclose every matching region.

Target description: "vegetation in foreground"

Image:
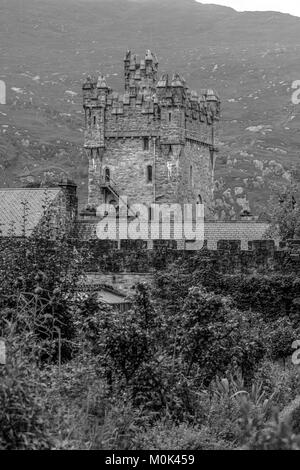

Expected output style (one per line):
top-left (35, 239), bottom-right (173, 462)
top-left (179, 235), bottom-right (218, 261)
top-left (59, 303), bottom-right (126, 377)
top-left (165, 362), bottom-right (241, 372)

top-left (1, 229), bottom-right (300, 450)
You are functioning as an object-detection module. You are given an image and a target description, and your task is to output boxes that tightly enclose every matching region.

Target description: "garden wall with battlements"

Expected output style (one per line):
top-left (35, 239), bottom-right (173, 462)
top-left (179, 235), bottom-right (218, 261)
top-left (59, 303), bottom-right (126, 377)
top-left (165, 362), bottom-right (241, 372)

top-left (77, 238), bottom-right (300, 275)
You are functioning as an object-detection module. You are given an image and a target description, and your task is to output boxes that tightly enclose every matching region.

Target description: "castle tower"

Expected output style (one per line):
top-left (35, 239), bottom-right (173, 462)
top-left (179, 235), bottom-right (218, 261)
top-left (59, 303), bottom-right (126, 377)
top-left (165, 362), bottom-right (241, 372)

top-left (82, 50), bottom-right (220, 218)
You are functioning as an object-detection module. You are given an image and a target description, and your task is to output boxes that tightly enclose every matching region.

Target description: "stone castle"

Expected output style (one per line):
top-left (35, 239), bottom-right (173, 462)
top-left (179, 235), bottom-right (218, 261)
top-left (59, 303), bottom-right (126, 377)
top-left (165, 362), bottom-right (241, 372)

top-left (82, 50), bottom-right (220, 218)
top-left (0, 50), bottom-right (272, 252)
top-left (1, 49), bottom-right (299, 304)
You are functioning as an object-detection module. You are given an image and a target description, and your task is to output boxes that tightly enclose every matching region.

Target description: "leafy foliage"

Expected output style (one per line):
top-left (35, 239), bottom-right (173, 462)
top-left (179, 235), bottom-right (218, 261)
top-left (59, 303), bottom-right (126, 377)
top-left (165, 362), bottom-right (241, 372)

top-left (0, 235), bottom-right (90, 362)
top-left (1, 222), bottom-right (300, 448)
top-left (266, 181), bottom-right (300, 241)
top-left (0, 338), bottom-right (52, 450)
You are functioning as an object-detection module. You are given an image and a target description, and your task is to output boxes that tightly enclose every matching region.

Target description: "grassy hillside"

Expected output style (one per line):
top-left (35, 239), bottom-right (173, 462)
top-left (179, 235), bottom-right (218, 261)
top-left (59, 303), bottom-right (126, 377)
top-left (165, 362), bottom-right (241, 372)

top-left (0, 0), bottom-right (300, 215)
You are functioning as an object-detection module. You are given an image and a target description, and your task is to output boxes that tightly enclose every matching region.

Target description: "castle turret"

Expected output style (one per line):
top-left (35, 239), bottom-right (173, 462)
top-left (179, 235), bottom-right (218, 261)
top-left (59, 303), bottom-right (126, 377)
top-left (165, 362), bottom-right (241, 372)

top-left (97, 75), bottom-right (109, 91)
top-left (124, 50), bottom-right (158, 93)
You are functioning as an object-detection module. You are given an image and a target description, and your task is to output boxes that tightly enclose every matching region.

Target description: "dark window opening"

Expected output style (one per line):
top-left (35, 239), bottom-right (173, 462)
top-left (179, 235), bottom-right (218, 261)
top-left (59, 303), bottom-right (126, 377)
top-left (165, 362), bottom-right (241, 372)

top-left (143, 137), bottom-right (150, 151)
top-left (93, 115), bottom-right (96, 126)
top-left (190, 165), bottom-right (193, 185)
top-left (148, 207), bottom-right (152, 221)
top-left (168, 145), bottom-right (173, 156)
top-left (169, 112), bottom-right (172, 122)
top-left (147, 165), bottom-right (153, 183)
top-left (104, 168), bottom-right (110, 182)
top-left (197, 194), bottom-right (203, 204)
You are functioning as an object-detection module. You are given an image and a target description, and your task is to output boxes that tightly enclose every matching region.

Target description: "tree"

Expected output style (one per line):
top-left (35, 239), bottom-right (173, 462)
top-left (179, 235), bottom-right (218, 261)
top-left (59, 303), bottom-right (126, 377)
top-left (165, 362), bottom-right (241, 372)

top-left (0, 234), bottom-right (90, 363)
top-left (179, 287), bottom-right (265, 383)
top-left (266, 181), bottom-right (300, 241)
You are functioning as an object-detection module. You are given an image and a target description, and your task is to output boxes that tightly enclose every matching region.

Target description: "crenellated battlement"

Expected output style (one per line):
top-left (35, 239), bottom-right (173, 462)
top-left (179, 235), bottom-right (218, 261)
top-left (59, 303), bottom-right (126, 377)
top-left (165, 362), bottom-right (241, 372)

top-left (82, 50), bottom-right (220, 140)
top-left (124, 50), bottom-right (159, 93)
top-left (72, 237), bottom-right (300, 276)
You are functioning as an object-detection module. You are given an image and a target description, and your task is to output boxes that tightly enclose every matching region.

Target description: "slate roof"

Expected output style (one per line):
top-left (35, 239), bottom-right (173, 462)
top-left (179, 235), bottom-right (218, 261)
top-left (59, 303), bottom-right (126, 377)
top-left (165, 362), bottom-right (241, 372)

top-left (0, 188), bottom-right (60, 237)
top-left (98, 287), bottom-right (129, 305)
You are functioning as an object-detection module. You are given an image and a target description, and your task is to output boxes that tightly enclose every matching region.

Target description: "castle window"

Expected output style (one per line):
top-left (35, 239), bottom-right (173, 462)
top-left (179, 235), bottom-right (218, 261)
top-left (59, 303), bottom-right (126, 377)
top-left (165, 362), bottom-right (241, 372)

top-left (143, 137), bottom-right (149, 151)
top-left (197, 194), bottom-right (203, 204)
top-left (146, 165), bottom-right (153, 183)
top-left (169, 112), bottom-right (172, 122)
top-left (104, 167), bottom-right (110, 183)
top-left (148, 207), bottom-right (153, 221)
top-left (168, 145), bottom-right (173, 156)
top-left (93, 116), bottom-right (97, 126)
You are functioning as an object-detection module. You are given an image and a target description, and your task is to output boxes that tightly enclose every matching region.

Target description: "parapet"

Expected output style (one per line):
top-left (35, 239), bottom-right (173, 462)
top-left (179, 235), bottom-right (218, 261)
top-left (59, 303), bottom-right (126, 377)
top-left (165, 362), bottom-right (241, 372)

top-left (71, 236), bottom-right (300, 275)
top-left (82, 50), bottom-right (220, 126)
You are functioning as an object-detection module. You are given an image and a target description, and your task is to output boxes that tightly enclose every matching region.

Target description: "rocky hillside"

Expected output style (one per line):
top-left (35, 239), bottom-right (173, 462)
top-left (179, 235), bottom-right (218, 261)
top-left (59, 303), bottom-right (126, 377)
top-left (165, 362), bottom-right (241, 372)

top-left (0, 0), bottom-right (300, 216)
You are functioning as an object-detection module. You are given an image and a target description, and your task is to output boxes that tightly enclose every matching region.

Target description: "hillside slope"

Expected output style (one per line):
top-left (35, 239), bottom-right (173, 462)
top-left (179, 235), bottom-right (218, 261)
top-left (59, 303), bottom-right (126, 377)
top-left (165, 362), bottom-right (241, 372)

top-left (0, 0), bottom-right (300, 216)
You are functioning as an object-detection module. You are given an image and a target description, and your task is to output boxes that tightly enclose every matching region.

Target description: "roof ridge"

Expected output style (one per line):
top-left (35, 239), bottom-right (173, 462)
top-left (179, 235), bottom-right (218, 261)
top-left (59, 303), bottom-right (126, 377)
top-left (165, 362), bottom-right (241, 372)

top-left (0, 187), bottom-right (61, 191)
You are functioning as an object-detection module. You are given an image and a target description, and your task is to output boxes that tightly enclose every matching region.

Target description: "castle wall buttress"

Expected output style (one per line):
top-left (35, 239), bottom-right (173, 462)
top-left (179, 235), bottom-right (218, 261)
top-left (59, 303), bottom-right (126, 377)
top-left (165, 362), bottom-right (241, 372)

top-left (182, 142), bottom-right (214, 215)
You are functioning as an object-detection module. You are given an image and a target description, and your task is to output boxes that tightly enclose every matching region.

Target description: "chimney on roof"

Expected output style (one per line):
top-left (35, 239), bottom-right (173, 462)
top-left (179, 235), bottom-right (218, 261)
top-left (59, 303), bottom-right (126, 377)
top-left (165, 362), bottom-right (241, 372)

top-left (240, 209), bottom-right (253, 221)
top-left (58, 179), bottom-right (78, 221)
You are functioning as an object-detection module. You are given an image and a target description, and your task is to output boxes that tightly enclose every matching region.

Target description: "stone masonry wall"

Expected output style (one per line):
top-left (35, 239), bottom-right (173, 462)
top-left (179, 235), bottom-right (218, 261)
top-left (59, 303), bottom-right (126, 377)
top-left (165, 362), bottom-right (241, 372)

top-left (182, 142), bottom-right (214, 214)
top-left (100, 137), bottom-right (156, 207)
top-left (76, 239), bottom-right (300, 276)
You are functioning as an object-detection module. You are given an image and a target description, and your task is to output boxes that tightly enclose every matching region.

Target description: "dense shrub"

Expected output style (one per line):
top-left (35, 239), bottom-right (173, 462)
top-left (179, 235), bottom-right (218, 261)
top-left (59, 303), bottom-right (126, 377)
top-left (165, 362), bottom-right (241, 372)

top-left (153, 258), bottom-right (300, 322)
top-left (134, 422), bottom-right (232, 450)
top-left (2, 232), bottom-right (300, 449)
top-left (0, 339), bottom-right (52, 450)
top-left (245, 416), bottom-right (300, 450)
top-left (0, 236), bottom-right (90, 362)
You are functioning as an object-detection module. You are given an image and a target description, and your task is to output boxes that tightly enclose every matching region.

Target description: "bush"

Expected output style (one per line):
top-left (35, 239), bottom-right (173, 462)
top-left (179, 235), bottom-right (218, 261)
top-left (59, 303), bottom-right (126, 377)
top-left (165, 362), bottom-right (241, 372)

top-left (134, 422), bottom-right (232, 450)
top-left (245, 415), bottom-right (300, 450)
top-left (0, 342), bottom-right (52, 450)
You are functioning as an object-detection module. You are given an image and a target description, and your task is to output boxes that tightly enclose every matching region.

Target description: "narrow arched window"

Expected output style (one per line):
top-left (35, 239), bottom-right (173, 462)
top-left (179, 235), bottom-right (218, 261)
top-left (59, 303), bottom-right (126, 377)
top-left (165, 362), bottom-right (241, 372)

top-left (190, 165), bottom-right (193, 185)
top-left (197, 194), bottom-right (203, 204)
top-left (147, 165), bottom-right (153, 183)
top-left (169, 112), bottom-right (172, 122)
top-left (104, 168), bottom-right (110, 182)
top-left (93, 115), bottom-right (96, 126)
